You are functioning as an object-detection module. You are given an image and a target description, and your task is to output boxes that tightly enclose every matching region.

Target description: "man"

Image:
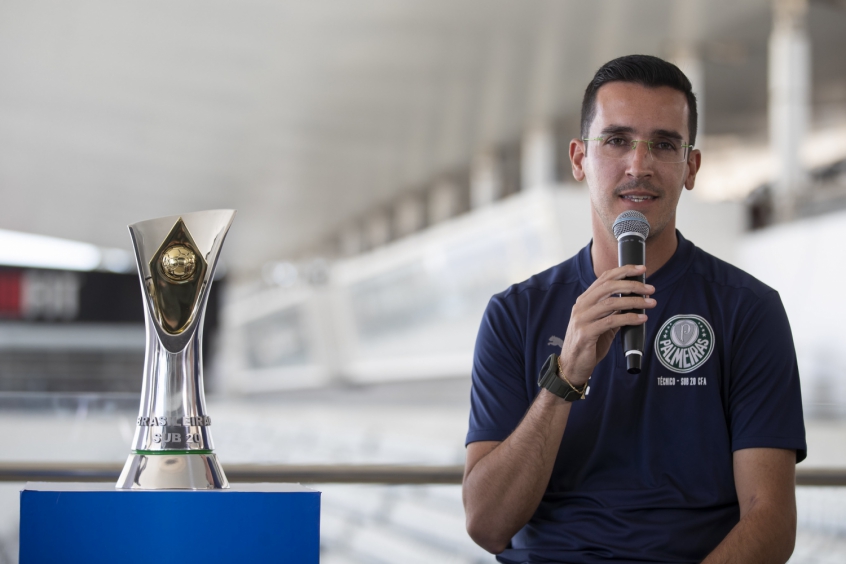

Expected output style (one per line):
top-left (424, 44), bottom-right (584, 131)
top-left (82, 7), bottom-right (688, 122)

top-left (462, 55), bottom-right (806, 564)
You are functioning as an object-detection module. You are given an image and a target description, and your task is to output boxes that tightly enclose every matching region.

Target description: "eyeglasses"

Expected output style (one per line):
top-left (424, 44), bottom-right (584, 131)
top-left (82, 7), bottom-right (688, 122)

top-left (583, 136), bottom-right (693, 164)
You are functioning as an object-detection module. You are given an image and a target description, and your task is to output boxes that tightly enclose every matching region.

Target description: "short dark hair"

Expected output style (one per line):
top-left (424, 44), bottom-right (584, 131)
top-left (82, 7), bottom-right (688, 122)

top-left (580, 54), bottom-right (698, 146)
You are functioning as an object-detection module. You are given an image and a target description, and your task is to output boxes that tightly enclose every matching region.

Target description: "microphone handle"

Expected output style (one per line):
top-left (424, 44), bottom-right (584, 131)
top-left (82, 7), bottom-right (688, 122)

top-left (618, 235), bottom-right (645, 374)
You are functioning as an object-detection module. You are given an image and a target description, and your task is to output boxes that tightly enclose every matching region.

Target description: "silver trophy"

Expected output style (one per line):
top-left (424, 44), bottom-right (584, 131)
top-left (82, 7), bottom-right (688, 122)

top-left (116, 210), bottom-right (235, 490)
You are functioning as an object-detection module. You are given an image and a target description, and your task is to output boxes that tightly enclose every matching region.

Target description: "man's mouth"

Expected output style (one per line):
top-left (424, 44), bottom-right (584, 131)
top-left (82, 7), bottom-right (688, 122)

top-left (621, 195), bottom-right (655, 203)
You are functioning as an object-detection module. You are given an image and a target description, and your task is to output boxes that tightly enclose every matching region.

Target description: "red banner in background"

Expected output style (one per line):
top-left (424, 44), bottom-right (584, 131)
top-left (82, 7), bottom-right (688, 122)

top-left (0, 270), bottom-right (21, 318)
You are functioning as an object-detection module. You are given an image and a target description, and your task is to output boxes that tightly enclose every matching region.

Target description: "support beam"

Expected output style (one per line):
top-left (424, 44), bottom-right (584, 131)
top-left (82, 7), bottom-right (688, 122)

top-left (672, 46), bottom-right (705, 140)
top-left (365, 212), bottom-right (391, 249)
top-left (338, 224), bottom-right (364, 257)
top-left (428, 179), bottom-right (460, 224)
top-left (0, 462), bottom-right (843, 486)
top-left (470, 151), bottom-right (502, 208)
top-left (521, 123), bottom-right (557, 190)
top-left (393, 195), bottom-right (425, 238)
top-left (669, 0), bottom-right (705, 140)
top-left (769, 0), bottom-right (811, 221)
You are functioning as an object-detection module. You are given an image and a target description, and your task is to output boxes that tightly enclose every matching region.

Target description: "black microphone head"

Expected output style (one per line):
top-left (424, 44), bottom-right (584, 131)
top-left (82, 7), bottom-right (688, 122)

top-left (613, 211), bottom-right (650, 241)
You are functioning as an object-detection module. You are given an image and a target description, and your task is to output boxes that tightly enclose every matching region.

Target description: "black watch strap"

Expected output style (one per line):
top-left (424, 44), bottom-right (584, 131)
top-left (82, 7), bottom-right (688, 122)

top-left (537, 354), bottom-right (587, 402)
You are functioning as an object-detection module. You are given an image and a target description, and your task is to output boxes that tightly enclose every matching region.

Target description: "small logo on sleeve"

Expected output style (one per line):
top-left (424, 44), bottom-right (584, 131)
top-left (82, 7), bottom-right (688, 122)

top-left (654, 315), bottom-right (714, 373)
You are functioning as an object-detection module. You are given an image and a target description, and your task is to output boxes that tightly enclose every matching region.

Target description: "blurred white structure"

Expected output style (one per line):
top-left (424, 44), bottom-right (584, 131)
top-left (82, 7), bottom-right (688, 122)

top-left (220, 187), bottom-right (744, 393)
top-left (428, 180), bottom-right (463, 225)
top-left (470, 151), bottom-right (503, 209)
top-left (394, 195), bottom-right (426, 239)
top-left (0, 229), bottom-right (132, 273)
top-left (521, 124), bottom-right (557, 191)
top-left (740, 210), bottom-right (846, 416)
top-left (2, 0), bottom-right (843, 276)
top-left (769, 0), bottom-right (811, 220)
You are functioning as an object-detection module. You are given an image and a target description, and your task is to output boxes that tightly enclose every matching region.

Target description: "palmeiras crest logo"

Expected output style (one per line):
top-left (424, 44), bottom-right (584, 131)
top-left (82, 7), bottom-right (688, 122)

top-left (654, 315), bottom-right (715, 373)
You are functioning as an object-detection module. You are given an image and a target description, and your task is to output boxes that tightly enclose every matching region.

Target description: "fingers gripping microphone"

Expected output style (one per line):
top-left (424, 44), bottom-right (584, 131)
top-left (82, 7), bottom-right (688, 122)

top-left (613, 211), bottom-right (650, 374)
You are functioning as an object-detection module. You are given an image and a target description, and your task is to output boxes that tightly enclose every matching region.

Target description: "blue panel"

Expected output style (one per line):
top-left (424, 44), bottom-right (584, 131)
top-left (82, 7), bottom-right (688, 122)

top-left (19, 483), bottom-right (320, 564)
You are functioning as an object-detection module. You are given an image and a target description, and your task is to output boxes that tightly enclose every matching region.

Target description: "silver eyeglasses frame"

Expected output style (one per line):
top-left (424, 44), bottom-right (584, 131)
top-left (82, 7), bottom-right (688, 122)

top-left (582, 136), bottom-right (694, 164)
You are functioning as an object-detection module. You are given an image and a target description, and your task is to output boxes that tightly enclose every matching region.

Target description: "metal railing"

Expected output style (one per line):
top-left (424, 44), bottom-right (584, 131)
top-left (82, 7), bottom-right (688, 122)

top-left (1, 462), bottom-right (844, 486)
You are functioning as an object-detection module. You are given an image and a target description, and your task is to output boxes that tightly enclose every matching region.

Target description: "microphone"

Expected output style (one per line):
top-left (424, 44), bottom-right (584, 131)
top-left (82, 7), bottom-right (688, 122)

top-left (613, 211), bottom-right (650, 374)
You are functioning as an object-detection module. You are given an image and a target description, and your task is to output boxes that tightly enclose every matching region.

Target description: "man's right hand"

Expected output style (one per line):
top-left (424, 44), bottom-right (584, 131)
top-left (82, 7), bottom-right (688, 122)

top-left (559, 264), bottom-right (656, 387)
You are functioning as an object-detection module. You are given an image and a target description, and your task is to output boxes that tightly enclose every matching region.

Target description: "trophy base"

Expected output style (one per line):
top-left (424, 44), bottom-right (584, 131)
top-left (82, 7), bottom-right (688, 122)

top-left (116, 452), bottom-right (230, 490)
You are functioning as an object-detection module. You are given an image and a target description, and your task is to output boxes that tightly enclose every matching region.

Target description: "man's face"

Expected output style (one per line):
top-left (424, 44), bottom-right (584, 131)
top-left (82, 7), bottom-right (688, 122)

top-left (570, 82), bottom-right (700, 241)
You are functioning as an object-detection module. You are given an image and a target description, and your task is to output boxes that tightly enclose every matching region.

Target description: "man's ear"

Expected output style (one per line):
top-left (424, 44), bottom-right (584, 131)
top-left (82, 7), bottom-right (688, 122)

top-left (570, 138), bottom-right (586, 182)
top-left (684, 149), bottom-right (702, 191)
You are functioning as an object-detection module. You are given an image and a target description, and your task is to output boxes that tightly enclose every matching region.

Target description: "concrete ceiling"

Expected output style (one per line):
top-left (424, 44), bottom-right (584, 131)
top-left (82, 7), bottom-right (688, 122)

top-left (0, 0), bottom-right (843, 280)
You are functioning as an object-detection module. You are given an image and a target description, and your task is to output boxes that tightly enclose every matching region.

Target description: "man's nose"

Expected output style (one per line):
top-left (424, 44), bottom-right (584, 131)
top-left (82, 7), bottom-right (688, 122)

top-left (626, 141), bottom-right (654, 177)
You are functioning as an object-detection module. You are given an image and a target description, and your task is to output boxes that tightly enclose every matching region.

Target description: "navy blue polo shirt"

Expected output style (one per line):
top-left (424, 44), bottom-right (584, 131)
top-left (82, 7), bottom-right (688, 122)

top-left (467, 232), bottom-right (806, 564)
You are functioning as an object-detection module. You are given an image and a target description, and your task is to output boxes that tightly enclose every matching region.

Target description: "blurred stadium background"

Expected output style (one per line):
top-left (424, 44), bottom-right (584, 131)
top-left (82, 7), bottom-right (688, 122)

top-left (0, 0), bottom-right (845, 562)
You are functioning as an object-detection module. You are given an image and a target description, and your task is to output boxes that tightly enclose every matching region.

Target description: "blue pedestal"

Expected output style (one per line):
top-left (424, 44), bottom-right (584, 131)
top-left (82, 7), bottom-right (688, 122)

top-left (20, 482), bottom-right (320, 564)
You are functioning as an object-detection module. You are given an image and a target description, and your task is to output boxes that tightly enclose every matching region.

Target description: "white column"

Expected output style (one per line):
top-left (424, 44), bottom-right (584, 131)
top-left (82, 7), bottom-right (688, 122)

top-left (769, 0), bottom-right (810, 221)
top-left (429, 180), bottom-right (460, 224)
top-left (521, 123), bottom-right (556, 190)
top-left (365, 212), bottom-right (391, 249)
top-left (338, 224), bottom-right (364, 257)
top-left (672, 46), bottom-right (705, 140)
top-left (470, 151), bottom-right (502, 209)
top-left (669, 0), bottom-right (705, 139)
top-left (394, 195), bottom-right (425, 238)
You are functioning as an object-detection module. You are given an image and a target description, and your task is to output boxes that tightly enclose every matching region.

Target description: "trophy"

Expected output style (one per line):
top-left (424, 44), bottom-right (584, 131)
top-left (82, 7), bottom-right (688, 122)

top-left (116, 210), bottom-right (235, 490)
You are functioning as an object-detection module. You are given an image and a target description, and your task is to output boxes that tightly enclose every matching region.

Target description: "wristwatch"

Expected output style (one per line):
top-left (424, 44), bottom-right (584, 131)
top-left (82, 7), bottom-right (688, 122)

top-left (537, 354), bottom-right (588, 402)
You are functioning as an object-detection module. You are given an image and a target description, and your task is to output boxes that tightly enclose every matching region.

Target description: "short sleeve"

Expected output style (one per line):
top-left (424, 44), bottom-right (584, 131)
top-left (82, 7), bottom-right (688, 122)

top-left (466, 295), bottom-right (531, 446)
top-left (728, 291), bottom-right (807, 462)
